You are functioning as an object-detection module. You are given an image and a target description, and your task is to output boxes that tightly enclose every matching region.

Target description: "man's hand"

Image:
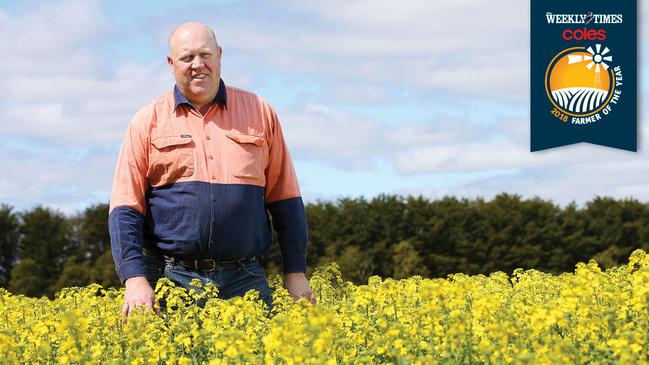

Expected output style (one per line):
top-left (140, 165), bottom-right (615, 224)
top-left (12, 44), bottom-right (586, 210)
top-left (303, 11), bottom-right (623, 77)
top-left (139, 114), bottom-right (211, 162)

top-left (283, 272), bottom-right (316, 304)
top-left (123, 276), bottom-right (158, 321)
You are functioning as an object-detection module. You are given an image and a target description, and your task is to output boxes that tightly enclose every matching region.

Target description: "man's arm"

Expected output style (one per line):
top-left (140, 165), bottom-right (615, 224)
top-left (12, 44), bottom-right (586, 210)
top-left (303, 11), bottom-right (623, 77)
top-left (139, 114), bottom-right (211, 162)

top-left (109, 207), bottom-right (158, 317)
top-left (262, 101), bottom-right (315, 303)
top-left (266, 198), bottom-right (314, 303)
top-left (108, 111), bottom-right (158, 317)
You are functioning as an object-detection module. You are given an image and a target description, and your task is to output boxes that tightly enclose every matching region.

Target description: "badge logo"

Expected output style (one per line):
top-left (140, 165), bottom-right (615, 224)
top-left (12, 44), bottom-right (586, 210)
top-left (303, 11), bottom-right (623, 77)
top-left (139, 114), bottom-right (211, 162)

top-left (545, 44), bottom-right (622, 125)
top-left (530, 1), bottom-right (636, 152)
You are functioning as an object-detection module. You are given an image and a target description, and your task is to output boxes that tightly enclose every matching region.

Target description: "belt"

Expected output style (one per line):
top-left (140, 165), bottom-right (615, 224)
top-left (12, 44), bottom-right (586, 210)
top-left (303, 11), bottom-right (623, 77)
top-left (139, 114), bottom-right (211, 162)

top-left (143, 247), bottom-right (256, 272)
top-left (168, 255), bottom-right (256, 272)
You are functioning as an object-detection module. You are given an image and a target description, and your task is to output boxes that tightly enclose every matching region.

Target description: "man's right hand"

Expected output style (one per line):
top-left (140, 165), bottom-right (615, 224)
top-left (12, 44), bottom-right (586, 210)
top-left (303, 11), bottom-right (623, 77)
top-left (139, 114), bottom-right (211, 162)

top-left (123, 276), bottom-right (158, 321)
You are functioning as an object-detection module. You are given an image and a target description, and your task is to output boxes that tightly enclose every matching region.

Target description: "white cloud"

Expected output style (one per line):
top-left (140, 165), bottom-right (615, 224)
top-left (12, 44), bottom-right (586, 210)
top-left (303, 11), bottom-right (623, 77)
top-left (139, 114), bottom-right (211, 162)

top-left (0, 0), bottom-right (172, 212)
top-left (474, 157), bottom-right (649, 205)
top-left (281, 104), bottom-right (387, 170)
top-left (0, 0), bottom-right (646, 213)
top-left (280, 101), bottom-right (526, 172)
top-left (0, 0), bottom-right (173, 145)
top-left (396, 158), bottom-right (649, 207)
top-left (394, 141), bottom-right (528, 173)
top-left (280, 89), bottom-right (647, 178)
top-left (325, 83), bottom-right (394, 104)
top-left (210, 0), bottom-right (530, 100)
top-left (0, 63), bottom-right (170, 144)
top-left (0, 146), bottom-right (114, 214)
top-left (0, 0), bottom-right (109, 76)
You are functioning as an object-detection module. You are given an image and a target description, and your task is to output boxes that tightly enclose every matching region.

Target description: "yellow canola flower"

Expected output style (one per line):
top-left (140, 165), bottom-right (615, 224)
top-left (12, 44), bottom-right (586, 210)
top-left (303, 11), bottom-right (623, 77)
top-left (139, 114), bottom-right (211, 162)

top-left (0, 250), bottom-right (648, 364)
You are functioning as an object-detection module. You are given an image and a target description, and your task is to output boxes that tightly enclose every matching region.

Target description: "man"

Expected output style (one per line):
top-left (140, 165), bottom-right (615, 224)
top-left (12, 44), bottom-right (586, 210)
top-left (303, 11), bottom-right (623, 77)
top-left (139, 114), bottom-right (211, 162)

top-left (109, 22), bottom-right (313, 317)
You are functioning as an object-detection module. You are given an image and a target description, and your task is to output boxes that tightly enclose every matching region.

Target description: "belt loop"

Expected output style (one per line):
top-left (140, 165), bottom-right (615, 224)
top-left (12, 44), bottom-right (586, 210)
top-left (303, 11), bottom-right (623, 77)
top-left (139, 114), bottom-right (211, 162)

top-left (194, 260), bottom-right (198, 270)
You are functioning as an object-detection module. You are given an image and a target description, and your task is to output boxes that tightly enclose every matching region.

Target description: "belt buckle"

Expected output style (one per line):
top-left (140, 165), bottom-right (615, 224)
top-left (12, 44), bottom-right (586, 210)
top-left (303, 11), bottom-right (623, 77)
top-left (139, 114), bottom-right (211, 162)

top-left (204, 259), bottom-right (218, 272)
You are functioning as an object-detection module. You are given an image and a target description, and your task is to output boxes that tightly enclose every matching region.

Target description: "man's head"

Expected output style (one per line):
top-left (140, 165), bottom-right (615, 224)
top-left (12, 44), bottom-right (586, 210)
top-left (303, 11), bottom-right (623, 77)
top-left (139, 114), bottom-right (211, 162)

top-left (167, 22), bottom-right (222, 110)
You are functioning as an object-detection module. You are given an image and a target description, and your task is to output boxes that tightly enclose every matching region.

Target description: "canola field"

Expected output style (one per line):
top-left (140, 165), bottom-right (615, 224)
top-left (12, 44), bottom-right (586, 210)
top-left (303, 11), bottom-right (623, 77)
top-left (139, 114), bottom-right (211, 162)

top-left (1, 250), bottom-right (648, 365)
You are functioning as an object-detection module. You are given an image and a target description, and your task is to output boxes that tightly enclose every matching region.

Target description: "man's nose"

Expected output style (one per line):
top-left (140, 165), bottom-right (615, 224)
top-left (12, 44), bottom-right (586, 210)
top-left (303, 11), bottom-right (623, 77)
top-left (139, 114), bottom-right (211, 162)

top-left (191, 57), bottom-right (204, 68)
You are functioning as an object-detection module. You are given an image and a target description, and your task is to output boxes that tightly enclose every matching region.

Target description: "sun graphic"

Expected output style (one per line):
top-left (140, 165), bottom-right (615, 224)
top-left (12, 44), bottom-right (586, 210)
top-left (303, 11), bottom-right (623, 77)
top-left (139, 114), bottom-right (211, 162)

top-left (546, 44), bottom-right (615, 116)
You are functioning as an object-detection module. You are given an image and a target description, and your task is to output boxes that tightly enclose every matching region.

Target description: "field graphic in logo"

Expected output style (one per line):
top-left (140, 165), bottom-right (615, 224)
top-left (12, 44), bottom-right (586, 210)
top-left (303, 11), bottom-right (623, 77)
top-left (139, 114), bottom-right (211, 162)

top-left (545, 44), bottom-right (615, 118)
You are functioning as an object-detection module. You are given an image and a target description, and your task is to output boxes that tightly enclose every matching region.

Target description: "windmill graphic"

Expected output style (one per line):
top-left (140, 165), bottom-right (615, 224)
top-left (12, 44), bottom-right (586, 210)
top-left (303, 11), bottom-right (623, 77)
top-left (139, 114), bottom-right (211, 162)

top-left (566, 44), bottom-right (613, 89)
top-left (547, 44), bottom-right (615, 115)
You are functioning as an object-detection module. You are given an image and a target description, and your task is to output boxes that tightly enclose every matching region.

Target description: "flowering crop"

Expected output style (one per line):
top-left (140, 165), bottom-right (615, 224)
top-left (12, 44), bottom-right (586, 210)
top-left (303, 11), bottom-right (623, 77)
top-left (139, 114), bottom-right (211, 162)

top-left (1, 250), bottom-right (647, 364)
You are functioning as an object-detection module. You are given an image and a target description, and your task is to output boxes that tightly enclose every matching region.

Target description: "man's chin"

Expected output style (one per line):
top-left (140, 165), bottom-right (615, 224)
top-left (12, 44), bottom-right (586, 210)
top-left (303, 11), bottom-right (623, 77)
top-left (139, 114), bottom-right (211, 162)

top-left (188, 87), bottom-right (211, 98)
top-left (186, 89), bottom-right (218, 104)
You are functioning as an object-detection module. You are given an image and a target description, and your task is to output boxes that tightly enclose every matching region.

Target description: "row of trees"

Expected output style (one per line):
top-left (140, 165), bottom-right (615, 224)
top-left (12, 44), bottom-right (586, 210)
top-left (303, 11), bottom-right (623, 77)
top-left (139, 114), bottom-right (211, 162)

top-left (270, 194), bottom-right (648, 282)
top-left (2, 194), bottom-right (648, 297)
top-left (0, 204), bottom-right (117, 297)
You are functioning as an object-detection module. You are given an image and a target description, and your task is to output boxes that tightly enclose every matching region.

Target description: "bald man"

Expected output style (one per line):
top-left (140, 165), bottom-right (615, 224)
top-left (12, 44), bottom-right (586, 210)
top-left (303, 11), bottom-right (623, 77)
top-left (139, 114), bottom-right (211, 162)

top-left (109, 22), bottom-right (313, 317)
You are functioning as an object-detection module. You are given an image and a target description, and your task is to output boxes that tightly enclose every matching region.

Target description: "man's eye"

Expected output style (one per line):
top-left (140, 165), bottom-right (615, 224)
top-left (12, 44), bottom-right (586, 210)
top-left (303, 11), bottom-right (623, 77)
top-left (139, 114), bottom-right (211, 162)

top-left (180, 56), bottom-right (192, 62)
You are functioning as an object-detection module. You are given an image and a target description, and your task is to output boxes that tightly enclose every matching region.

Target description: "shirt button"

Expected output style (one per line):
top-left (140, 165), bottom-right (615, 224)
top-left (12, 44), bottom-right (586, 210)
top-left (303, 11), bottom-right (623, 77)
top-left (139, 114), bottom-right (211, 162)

top-left (209, 155), bottom-right (214, 160)
top-left (206, 136), bottom-right (211, 140)
top-left (211, 176), bottom-right (216, 180)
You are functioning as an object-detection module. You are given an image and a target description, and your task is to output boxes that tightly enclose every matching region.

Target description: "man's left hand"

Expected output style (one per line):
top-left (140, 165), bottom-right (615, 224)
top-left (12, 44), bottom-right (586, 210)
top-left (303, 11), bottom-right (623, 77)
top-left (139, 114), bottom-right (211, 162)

top-left (283, 272), bottom-right (316, 304)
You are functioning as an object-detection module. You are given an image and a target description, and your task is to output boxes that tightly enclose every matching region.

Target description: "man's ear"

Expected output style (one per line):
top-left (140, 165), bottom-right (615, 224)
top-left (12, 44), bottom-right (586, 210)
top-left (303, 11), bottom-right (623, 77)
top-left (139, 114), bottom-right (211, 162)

top-left (167, 55), bottom-right (173, 67)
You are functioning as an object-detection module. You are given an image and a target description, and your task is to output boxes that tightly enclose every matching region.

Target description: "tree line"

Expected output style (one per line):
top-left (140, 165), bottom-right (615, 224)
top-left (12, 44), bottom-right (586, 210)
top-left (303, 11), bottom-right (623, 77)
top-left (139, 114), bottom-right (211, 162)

top-left (1, 193), bottom-right (648, 297)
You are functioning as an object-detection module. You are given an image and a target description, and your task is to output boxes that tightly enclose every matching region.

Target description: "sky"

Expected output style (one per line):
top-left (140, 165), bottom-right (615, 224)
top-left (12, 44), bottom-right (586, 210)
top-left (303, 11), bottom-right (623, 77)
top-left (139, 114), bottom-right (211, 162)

top-left (0, 0), bottom-right (647, 214)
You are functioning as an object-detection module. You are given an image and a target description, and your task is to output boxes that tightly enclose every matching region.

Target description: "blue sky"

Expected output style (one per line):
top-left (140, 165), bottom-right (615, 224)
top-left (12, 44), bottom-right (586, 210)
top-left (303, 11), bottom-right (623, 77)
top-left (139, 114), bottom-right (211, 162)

top-left (0, 0), bottom-right (647, 214)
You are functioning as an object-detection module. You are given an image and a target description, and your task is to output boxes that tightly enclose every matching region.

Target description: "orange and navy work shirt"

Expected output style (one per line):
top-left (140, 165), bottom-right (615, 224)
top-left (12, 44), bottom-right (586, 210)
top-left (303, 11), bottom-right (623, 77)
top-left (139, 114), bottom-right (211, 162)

top-left (108, 79), bottom-right (307, 283)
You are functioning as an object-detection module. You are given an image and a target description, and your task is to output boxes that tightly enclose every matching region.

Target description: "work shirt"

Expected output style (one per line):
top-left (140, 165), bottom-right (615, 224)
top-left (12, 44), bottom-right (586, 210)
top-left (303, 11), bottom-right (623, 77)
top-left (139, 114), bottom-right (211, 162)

top-left (109, 79), bottom-right (307, 283)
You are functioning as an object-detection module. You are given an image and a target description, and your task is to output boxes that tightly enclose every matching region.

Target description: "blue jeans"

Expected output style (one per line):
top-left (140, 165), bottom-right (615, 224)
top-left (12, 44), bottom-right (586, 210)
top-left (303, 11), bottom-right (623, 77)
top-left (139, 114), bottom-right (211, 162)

top-left (142, 252), bottom-right (273, 309)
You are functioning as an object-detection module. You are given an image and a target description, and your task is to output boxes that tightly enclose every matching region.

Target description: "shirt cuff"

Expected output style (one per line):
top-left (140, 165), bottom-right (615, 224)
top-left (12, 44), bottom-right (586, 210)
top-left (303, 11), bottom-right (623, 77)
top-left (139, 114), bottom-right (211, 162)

top-left (116, 260), bottom-right (146, 284)
top-left (282, 251), bottom-right (307, 273)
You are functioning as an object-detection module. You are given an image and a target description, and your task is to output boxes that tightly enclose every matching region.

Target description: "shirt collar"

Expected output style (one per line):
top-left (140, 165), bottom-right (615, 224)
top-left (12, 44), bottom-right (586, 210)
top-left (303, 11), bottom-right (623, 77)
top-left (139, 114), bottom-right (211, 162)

top-left (173, 78), bottom-right (227, 111)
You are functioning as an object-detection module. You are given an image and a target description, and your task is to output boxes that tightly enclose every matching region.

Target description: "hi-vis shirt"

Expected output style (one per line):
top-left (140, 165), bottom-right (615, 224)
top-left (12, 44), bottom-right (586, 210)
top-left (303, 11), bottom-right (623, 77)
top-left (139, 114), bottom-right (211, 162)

top-left (109, 80), bottom-right (307, 283)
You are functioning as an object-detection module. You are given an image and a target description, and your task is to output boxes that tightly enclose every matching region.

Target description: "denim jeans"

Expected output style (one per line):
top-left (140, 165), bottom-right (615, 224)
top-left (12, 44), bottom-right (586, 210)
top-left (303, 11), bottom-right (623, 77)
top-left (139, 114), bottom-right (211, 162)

top-left (142, 252), bottom-right (273, 309)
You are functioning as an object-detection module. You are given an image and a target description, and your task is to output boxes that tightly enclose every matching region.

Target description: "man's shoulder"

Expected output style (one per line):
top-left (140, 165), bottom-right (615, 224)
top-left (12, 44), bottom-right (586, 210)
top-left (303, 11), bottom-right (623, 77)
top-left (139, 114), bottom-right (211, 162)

top-left (225, 85), bottom-right (256, 98)
top-left (130, 90), bottom-right (175, 123)
top-left (225, 85), bottom-right (275, 117)
top-left (226, 85), bottom-right (271, 105)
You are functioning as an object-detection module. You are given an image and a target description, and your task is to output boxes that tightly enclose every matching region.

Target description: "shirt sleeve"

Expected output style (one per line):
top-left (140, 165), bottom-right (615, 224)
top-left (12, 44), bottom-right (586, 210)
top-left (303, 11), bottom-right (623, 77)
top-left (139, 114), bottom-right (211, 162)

top-left (108, 108), bottom-right (151, 283)
top-left (262, 101), bottom-right (308, 273)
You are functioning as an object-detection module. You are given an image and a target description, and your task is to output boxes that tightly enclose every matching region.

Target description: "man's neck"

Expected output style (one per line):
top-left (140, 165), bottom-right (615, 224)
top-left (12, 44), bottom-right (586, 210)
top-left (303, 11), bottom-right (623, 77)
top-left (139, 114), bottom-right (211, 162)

top-left (197, 103), bottom-right (211, 116)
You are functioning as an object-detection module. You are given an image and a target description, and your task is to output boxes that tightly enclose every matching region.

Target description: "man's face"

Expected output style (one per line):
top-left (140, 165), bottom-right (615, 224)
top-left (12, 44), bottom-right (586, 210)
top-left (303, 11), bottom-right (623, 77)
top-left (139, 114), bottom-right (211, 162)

top-left (167, 26), bottom-right (222, 108)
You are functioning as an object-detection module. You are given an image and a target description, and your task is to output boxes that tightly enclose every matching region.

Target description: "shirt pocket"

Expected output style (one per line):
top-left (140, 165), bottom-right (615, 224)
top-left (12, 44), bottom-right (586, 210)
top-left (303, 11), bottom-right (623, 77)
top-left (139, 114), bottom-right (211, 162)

top-left (148, 136), bottom-right (195, 186)
top-left (225, 133), bottom-right (264, 180)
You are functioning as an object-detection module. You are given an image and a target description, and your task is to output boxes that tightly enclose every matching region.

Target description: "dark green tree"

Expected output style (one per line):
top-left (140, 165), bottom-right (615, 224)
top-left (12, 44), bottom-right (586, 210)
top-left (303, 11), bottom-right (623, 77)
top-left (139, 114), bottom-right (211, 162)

top-left (94, 250), bottom-right (121, 289)
top-left (424, 196), bottom-right (477, 275)
top-left (8, 259), bottom-right (44, 297)
top-left (7, 194), bottom-right (647, 293)
top-left (579, 197), bottom-right (649, 269)
top-left (0, 204), bottom-right (20, 288)
top-left (392, 240), bottom-right (429, 279)
top-left (18, 206), bottom-right (72, 296)
top-left (49, 256), bottom-right (97, 294)
top-left (76, 203), bottom-right (110, 262)
top-left (335, 245), bottom-right (375, 283)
